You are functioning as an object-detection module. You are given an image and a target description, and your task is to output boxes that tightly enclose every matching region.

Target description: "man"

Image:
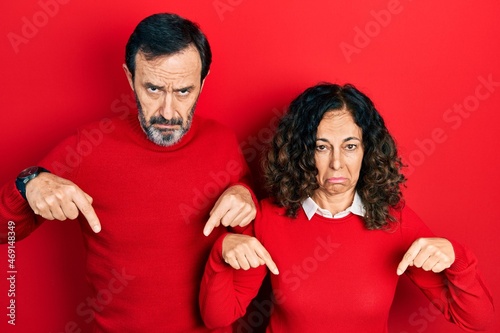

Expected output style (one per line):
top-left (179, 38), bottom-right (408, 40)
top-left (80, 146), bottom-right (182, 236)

top-left (0, 13), bottom-right (256, 332)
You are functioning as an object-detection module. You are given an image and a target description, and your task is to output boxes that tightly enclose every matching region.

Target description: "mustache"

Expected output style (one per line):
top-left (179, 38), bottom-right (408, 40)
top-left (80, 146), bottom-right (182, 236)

top-left (149, 115), bottom-right (183, 126)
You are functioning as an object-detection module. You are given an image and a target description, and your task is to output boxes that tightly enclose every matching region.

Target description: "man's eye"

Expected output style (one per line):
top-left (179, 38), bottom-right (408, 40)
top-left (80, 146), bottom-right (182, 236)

top-left (178, 89), bottom-right (190, 96)
top-left (147, 87), bottom-right (159, 93)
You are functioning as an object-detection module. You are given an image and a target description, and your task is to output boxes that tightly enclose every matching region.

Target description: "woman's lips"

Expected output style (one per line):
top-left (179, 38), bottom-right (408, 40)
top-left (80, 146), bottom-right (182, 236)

top-left (328, 177), bottom-right (346, 183)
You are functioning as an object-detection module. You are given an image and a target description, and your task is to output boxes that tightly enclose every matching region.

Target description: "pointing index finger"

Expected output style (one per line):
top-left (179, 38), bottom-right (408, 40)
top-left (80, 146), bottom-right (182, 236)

top-left (256, 246), bottom-right (279, 275)
top-left (73, 191), bottom-right (101, 233)
top-left (397, 241), bottom-right (421, 275)
top-left (203, 212), bottom-right (222, 236)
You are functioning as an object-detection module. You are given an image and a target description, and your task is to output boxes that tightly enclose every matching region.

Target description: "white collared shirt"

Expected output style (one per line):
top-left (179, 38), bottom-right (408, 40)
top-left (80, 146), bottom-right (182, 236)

top-left (302, 192), bottom-right (366, 220)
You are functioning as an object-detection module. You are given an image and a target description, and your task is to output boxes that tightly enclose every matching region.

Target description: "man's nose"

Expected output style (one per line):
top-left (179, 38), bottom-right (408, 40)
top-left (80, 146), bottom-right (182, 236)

top-left (160, 94), bottom-right (175, 119)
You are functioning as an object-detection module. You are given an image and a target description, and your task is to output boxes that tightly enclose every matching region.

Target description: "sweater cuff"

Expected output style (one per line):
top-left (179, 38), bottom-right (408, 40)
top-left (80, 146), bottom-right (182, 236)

top-left (3, 180), bottom-right (30, 213)
top-left (228, 182), bottom-right (258, 235)
top-left (230, 182), bottom-right (258, 208)
top-left (447, 239), bottom-right (476, 273)
top-left (206, 232), bottom-right (232, 275)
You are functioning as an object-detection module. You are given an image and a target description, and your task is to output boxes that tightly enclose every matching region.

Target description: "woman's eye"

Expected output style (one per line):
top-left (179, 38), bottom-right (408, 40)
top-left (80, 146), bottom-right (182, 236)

top-left (316, 145), bottom-right (327, 151)
top-left (345, 144), bottom-right (357, 150)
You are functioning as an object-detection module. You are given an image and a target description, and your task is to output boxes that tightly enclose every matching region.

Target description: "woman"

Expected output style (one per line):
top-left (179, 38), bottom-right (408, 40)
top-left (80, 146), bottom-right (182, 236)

top-left (200, 83), bottom-right (494, 332)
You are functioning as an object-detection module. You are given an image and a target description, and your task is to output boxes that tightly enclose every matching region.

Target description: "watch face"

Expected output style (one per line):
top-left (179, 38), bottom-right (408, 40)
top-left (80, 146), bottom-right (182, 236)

top-left (18, 166), bottom-right (40, 178)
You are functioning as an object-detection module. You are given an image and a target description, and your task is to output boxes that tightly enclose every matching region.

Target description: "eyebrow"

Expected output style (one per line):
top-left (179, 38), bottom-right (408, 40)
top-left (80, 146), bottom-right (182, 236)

top-left (144, 82), bottom-right (163, 89)
top-left (173, 85), bottom-right (195, 92)
top-left (143, 82), bottom-right (195, 92)
top-left (316, 137), bottom-right (362, 143)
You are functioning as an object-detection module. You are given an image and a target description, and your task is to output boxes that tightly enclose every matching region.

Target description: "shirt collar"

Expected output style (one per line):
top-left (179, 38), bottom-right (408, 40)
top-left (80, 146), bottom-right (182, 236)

top-left (302, 192), bottom-right (366, 220)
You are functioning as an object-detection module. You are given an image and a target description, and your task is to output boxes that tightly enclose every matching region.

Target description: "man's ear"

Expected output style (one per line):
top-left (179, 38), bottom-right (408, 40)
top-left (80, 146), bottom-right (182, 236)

top-left (200, 70), bottom-right (210, 92)
top-left (123, 64), bottom-right (134, 91)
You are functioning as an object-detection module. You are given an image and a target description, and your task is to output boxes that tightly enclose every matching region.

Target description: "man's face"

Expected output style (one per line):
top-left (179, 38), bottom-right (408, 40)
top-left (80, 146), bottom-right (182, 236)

top-left (124, 46), bottom-right (204, 146)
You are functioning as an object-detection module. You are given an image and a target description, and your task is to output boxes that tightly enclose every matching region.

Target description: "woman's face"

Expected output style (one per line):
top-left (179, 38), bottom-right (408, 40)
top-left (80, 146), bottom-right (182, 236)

top-left (314, 109), bottom-right (364, 197)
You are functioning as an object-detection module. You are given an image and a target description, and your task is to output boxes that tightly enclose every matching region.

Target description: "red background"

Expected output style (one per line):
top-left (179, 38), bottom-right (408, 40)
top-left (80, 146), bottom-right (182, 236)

top-left (1, 1), bottom-right (499, 332)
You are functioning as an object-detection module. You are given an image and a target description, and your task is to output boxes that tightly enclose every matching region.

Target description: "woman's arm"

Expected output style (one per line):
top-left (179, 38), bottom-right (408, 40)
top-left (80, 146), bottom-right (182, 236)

top-left (404, 238), bottom-right (494, 331)
top-left (199, 231), bottom-right (275, 329)
top-left (398, 207), bottom-right (494, 331)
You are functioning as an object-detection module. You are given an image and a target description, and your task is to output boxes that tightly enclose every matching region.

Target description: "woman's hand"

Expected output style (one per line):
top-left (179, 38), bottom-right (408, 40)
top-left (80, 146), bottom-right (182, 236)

top-left (397, 237), bottom-right (455, 275)
top-left (222, 234), bottom-right (279, 275)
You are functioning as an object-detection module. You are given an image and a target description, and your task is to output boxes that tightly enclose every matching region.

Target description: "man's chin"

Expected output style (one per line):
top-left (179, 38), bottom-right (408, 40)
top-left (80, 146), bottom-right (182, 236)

top-left (147, 130), bottom-right (184, 147)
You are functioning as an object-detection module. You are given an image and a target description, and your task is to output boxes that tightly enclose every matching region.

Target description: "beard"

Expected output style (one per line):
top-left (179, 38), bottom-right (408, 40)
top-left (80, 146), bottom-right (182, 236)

top-left (136, 93), bottom-right (197, 147)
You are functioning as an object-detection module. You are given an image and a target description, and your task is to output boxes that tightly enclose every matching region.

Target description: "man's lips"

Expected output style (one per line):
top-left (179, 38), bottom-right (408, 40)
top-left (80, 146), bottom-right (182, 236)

top-left (154, 124), bottom-right (179, 130)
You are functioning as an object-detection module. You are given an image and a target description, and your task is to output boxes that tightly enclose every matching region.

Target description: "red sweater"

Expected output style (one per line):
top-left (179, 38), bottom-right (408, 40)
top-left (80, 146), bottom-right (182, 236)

top-left (0, 112), bottom-right (250, 332)
top-left (200, 198), bottom-right (494, 332)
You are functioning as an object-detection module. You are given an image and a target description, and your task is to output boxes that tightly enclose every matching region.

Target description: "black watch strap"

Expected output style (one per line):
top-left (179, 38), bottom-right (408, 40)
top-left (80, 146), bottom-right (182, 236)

top-left (15, 166), bottom-right (50, 200)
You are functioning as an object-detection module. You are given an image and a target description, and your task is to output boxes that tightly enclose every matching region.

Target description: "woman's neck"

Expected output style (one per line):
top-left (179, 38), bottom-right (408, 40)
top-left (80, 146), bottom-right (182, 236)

top-left (311, 189), bottom-right (356, 215)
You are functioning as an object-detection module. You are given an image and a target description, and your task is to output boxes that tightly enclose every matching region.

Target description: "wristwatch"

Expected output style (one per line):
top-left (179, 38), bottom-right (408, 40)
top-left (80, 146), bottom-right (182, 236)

top-left (15, 166), bottom-right (50, 200)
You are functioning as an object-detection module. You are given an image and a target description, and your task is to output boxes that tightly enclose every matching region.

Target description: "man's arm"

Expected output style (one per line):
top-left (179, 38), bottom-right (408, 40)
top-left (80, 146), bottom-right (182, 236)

top-left (199, 231), bottom-right (274, 329)
top-left (0, 133), bottom-right (101, 243)
top-left (203, 122), bottom-right (258, 236)
top-left (0, 179), bottom-right (42, 243)
top-left (0, 170), bottom-right (101, 244)
top-left (25, 172), bottom-right (101, 232)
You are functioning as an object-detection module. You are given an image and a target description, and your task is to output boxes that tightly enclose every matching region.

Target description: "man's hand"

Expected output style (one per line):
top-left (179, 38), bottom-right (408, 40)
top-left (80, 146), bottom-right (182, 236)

top-left (222, 233), bottom-right (279, 275)
top-left (397, 237), bottom-right (455, 275)
top-left (203, 185), bottom-right (256, 236)
top-left (25, 173), bottom-right (101, 233)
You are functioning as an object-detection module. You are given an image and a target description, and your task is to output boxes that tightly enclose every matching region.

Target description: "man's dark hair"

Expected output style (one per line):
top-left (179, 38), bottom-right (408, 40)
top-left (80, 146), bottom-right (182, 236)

top-left (125, 13), bottom-right (212, 81)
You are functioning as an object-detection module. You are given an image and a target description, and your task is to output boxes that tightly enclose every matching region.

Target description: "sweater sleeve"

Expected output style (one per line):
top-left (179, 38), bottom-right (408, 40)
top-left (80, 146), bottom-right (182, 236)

top-left (0, 133), bottom-right (80, 243)
top-left (0, 180), bottom-right (44, 242)
top-left (226, 131), bottom-right (257, 202)
top-left (199, 221), bottom-right (268, 329)
top-left (400, 207), bottom-right (495, 331)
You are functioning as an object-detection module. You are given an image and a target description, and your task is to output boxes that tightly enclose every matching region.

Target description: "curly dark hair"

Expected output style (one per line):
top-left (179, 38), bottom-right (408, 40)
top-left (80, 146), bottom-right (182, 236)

top-left (263, 83), bottom-right (406, 230)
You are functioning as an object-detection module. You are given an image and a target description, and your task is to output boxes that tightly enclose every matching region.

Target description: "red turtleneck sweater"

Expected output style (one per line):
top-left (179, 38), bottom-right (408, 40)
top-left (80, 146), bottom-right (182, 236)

top-left (1, 112), bottom-right (250, 333)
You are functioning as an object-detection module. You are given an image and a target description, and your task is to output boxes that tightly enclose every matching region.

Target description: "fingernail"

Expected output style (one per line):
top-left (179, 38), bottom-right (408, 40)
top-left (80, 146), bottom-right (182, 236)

top-left (396, 269), bottom-right (403, 276)
top-left (203, 228), bottom-right (210, 237)
top-left (273, 268), bottom-right (279, 275)
top-left (93, 225), bottom-right (101, 233)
